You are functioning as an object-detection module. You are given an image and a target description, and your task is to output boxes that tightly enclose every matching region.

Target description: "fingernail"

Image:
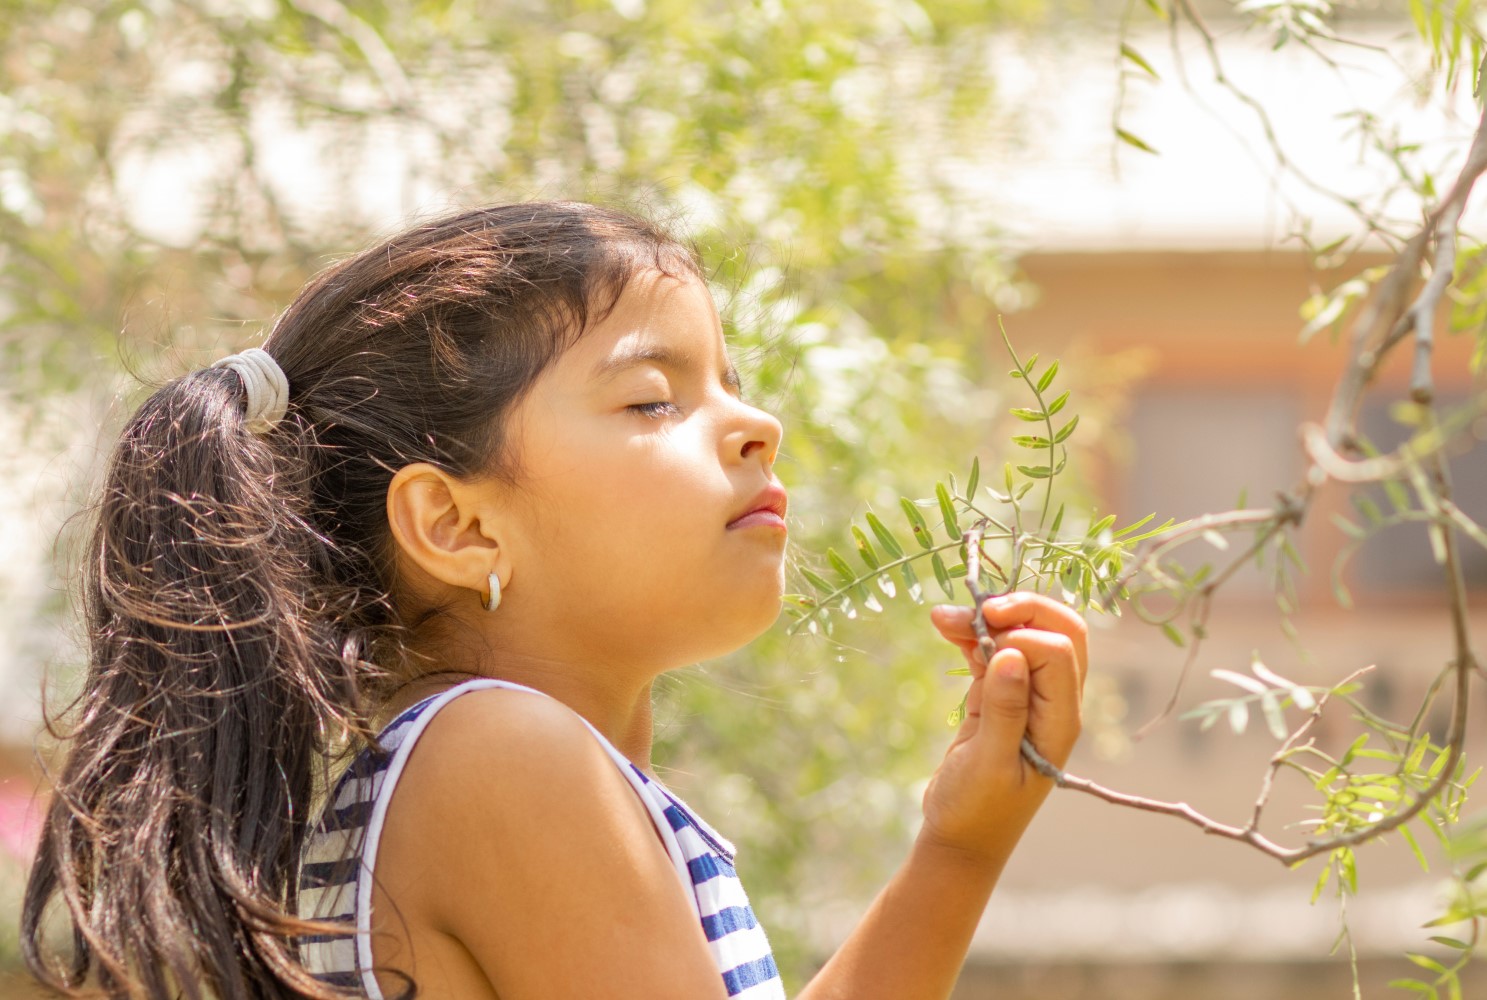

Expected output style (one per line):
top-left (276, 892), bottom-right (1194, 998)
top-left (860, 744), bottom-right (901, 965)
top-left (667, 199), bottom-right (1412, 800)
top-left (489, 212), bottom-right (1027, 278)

top-left (995, 655), bottom-right (1026, 681)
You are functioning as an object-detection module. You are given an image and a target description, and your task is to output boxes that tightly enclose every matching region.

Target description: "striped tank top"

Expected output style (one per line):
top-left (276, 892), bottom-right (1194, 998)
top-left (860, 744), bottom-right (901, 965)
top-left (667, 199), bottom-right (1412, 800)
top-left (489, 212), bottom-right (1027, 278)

top-left (295, 677), bottom-right (786, 998)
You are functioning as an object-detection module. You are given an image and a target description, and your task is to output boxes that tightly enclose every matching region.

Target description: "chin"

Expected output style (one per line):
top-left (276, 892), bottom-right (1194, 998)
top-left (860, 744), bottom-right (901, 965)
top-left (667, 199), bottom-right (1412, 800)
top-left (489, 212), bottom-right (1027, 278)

top-left (704, 596), bottom-right (787, 659)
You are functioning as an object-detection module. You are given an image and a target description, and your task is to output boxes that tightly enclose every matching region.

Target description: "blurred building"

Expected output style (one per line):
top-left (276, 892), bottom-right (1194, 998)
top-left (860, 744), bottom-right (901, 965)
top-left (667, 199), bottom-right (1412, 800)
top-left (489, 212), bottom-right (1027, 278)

top-left (936, 16), bottom-right (1487, 997)
top-left (957, 248), bottom-right (1487, 999)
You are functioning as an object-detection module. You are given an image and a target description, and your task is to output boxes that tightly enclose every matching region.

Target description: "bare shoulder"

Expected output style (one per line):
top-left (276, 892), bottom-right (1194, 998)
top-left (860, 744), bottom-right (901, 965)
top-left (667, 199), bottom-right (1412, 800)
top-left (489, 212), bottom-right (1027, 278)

top-left (374, 686), bottom-right (728, 999)
top-left (413, 685), bottom-right (609, 776)
top-left (390, 686), bottom-right (646, 857)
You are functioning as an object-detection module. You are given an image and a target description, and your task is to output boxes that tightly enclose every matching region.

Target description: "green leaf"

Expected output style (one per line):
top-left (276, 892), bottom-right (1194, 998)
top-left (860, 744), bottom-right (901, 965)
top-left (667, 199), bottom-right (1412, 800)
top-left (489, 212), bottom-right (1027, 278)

top-left (865, 511), bottom-right (905, 559)
top-left (1405, 738), bottom-right (1429, 775)
top-left (1035, 359), bottom-right (1060, 393)
top-left (1112, 512), bottom-right (1156, 539)
top-left (1018, 464), bottom-right (1052, 478)
top-left (1339, 848), bottom-right (1358, 894)
top-left (967, 456), bottom-right (980, 499)
top-left (827, 547), bottom-right (857, 585)
top-left (898, 560), bottom-right (924, 603)
top-left (901, 496), bottom-right (934, 549)
top-left (1053, 414), bottom-right (1079, 443)
top-left (1311, 860), bottom-right (1332, 903)
top-left (1088, 513), bottom-right (1118, 538)
top-left (936, 481), bottom-right (962, 540)
top-left (1401, 824), bottom-right (1430, 873)
top-left (1348, 783), bottom-right (1400, 802)
top-left (1115, 127), bottom-right (1159, 154)
top-left (1428, 748), bottom-right (1453, 778)
top-left (851, 525), bottom-right (881, 570)
top-left (931, 552), bottom-right (955, 598)
top-left (1010, 406), bottom-right (1045, 421)
top-left (1045, 389), bottom-right (1071, 415)
top-left (1163, 622), bottom-right (1186, 648)
top-left (1012, 435), bottom-right (1053, 449)
top-left (1429, 936), bottom-right (1471, 950)
top-left (947, 691), bottom-right (968, 727)
top-left (802, 569), bottom-right (836, 594)
top-left (1120, 42), bottom-right (1161, 79)
top-left (1117, 516), bottom-right (1179, 544)
top-left (1407, 953), bottom-right (1449, 975)
top-left (1049, 502), bottom-right (1066, 537)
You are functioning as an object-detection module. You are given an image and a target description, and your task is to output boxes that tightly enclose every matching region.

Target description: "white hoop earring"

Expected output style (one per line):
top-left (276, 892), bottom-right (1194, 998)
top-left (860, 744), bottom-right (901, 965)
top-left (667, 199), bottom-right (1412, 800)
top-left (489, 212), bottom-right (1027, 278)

top-left (481, 572), bottom-right (502, 613)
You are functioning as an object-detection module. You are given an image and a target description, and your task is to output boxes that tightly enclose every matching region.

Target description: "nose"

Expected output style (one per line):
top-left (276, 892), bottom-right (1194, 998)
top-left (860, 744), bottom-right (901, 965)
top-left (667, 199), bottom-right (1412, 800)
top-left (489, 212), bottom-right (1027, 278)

top-left (727, 397), bottom-right (784, 469)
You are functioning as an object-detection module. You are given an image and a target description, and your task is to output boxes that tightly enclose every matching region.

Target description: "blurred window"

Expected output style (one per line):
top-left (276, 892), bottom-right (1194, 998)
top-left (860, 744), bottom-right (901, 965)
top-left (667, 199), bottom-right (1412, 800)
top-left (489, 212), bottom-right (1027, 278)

top-left (1120, 385), bottom-right (1306, 597)
top-left (1349, 391), bottom-right (1487, 594)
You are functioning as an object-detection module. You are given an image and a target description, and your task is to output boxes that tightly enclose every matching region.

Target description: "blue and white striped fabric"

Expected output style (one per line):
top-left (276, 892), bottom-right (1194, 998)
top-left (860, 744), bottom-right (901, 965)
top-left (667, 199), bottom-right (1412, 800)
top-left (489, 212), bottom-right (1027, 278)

top-left (296, 677), bottom-right (786, 999)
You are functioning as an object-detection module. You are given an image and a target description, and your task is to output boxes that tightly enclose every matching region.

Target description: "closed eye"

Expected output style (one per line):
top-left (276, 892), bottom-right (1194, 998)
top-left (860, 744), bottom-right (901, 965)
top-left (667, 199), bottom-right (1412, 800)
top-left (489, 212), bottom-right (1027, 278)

top-left (627, 401), bottom-right (681, 418)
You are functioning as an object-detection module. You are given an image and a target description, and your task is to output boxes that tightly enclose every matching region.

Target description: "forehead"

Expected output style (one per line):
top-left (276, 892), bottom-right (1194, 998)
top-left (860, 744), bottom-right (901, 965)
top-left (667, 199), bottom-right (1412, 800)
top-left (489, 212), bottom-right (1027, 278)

top-left (568, 269), bottom-right (739, 388)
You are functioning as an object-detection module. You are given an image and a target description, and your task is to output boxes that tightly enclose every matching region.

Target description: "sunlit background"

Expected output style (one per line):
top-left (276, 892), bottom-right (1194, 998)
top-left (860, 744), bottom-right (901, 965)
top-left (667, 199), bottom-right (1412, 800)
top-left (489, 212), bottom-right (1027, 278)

top-left (2, 1), bottom-right (1486, 997)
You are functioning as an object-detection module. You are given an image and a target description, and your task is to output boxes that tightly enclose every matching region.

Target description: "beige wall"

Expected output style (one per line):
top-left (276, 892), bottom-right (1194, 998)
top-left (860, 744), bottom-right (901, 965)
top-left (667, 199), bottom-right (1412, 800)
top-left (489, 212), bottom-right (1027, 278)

top-left (955, 249), bottom-right (1487, 995)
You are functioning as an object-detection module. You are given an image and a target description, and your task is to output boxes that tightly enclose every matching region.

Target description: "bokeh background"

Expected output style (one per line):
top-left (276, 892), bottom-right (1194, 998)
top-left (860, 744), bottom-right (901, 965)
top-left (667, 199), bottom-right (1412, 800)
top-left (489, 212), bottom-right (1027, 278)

top-left (2, 0), bottom-right (1487, 997)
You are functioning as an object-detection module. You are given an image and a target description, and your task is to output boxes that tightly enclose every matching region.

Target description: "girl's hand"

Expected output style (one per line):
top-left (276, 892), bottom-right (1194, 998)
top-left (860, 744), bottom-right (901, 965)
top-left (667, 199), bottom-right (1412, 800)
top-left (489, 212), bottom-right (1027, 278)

top-left (920, 591), bottom-right (1088, 864)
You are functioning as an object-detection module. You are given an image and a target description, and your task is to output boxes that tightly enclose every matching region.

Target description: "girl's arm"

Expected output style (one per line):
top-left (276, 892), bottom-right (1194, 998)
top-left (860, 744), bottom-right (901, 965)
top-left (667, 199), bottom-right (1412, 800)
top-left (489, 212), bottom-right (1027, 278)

top-left (797, 590), bottom-right (1088, 1000)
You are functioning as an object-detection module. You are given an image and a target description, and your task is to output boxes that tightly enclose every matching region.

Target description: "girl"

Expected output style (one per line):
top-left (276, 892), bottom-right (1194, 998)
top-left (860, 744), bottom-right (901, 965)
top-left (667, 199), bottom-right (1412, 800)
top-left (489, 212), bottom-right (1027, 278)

top-left (20, 202), bottom-right (1088, 999)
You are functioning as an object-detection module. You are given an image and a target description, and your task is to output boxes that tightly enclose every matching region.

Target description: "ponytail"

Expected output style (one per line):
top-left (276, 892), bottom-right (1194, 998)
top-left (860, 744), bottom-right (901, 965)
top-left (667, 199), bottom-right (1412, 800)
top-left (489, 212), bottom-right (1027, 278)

top-left (21, 366), bottom-right (393, 999)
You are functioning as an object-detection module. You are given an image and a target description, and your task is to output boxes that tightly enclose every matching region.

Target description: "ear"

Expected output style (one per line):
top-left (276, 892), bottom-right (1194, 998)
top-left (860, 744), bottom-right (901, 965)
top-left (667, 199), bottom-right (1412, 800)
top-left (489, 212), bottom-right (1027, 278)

top-left (386, 463), bottom-right (505, 596)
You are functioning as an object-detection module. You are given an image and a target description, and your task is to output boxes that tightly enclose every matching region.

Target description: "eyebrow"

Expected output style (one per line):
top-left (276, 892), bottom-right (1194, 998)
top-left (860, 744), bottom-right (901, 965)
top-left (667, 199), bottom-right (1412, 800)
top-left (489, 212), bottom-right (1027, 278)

top-left (590, 343), bottom-right (744, 396)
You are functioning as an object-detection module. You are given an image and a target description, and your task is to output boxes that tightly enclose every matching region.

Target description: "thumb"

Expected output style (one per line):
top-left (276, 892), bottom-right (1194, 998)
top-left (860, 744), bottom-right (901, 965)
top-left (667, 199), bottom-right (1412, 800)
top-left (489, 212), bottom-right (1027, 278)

top-left (978, 647), bottom-right (1030, 767)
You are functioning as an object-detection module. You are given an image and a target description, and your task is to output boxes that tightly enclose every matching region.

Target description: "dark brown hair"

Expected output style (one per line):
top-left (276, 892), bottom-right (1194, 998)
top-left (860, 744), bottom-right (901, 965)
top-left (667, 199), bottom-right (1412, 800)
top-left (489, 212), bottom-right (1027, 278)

top-left (20, 201), bottom-right (703, 998)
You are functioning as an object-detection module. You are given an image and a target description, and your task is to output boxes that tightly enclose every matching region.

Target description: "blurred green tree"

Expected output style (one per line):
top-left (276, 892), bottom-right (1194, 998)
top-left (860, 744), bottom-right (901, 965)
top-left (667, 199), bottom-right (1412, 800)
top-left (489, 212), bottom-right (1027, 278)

top-left (0, 0), bottom-right (1091, 987)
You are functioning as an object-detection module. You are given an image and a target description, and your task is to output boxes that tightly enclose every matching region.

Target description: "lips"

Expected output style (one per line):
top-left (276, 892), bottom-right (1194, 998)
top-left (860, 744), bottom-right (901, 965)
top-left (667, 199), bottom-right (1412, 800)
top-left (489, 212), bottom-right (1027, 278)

top-left (728, 483), bottom-right (788, 527)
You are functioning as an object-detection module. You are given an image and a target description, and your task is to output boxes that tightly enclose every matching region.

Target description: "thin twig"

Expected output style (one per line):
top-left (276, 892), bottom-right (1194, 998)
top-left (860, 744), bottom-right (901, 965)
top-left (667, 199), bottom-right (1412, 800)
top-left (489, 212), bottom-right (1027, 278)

top-left (1249, 666), bottom-right (1375, 832)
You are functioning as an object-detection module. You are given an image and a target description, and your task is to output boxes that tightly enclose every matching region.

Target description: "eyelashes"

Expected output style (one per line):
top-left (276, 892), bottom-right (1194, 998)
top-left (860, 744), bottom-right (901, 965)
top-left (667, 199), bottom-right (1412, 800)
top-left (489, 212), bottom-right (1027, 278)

top-left (627, 401), bottom-right (681, 418)
top-left (625, 388), bottom-right (756, 419)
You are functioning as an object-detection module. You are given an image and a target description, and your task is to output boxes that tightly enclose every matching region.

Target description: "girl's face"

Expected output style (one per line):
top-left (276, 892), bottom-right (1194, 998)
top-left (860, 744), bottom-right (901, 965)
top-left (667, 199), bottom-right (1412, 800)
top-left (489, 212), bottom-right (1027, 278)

top-left (488, 267), bottom-right (787, 677)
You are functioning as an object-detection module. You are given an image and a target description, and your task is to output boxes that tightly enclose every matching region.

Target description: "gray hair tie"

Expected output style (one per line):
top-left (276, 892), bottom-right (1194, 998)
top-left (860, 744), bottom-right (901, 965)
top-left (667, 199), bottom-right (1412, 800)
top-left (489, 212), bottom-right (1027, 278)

top-left (210, 347), bottom-right (289, 435)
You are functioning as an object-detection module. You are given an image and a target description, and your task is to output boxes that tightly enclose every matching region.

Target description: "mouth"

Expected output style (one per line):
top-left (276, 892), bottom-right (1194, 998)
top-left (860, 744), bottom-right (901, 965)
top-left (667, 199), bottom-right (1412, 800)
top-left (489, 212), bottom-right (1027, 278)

top-left (727, 508), bottom-right (788, 531)
top-left (728, 483), bottom-right (789, 530)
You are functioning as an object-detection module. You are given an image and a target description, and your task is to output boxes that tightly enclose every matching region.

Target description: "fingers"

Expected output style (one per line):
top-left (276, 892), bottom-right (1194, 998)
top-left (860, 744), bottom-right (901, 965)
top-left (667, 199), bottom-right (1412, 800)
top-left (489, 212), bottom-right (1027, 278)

top-left (975, 648), bottom-right (1034, 767)
top-left (930, 591), bottom-right (1088, 693)
top-left (989, 627), bottom-right (1082, 766)
top-left (931, 591), bottom-right (1085, 768)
